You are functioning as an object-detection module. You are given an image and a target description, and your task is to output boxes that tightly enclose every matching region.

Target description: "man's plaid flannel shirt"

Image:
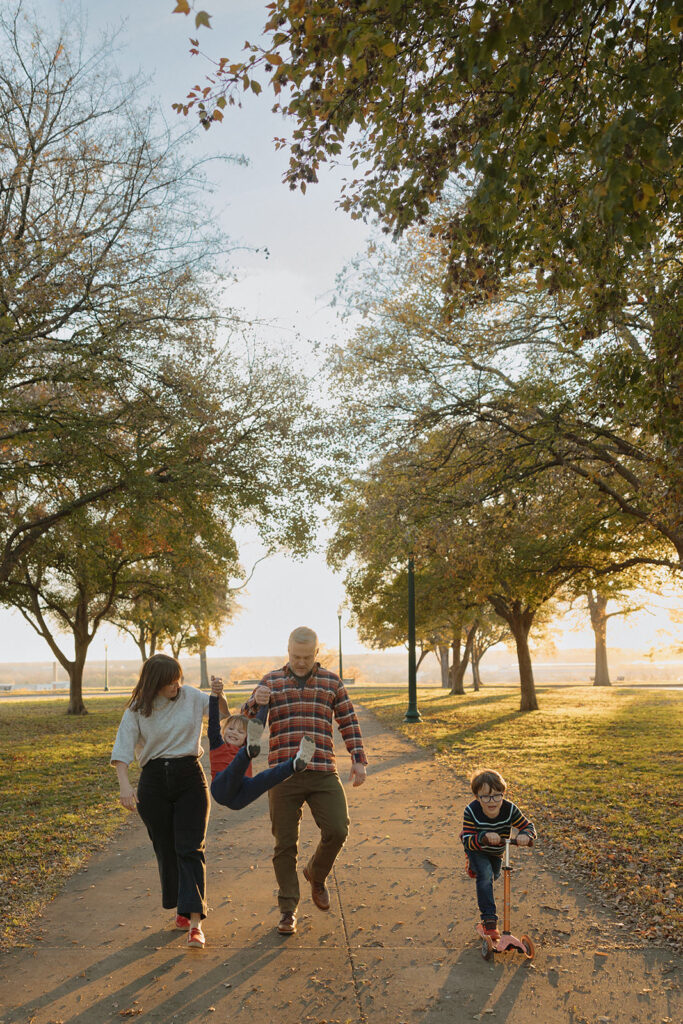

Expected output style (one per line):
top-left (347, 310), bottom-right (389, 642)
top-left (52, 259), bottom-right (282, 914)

top-left (241, 663), bottom-right (368, 773)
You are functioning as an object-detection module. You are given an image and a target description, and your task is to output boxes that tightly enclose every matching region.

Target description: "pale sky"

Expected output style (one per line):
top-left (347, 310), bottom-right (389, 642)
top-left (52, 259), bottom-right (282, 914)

top-left (2, 1), bottom-right (680, 663)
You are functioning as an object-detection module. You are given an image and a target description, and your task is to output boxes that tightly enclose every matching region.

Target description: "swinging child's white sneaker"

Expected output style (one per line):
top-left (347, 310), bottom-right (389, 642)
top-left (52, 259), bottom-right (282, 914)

top-left (246, 718), bottom-right (264, 759)
top-left (293, 735), bottom-right (316, 772)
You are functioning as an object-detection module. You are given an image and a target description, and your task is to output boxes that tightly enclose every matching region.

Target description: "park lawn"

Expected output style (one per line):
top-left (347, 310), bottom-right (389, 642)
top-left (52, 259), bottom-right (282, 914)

top-left (356, 684), bottom-right (683, 947)
top-left (0, 692), bottom-right (245, 951)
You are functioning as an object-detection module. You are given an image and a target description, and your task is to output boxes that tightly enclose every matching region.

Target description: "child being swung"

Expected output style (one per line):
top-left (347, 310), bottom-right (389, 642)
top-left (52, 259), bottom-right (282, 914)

top-left (460, 768), bottom-right (537, 940)
top-left (208, 676), bottom-right (315, 809)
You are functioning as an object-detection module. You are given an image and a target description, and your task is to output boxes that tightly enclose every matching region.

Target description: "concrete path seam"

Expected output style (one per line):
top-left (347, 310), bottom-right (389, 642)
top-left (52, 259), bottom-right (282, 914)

top-left (333, 862), bottom-right (369, 1024)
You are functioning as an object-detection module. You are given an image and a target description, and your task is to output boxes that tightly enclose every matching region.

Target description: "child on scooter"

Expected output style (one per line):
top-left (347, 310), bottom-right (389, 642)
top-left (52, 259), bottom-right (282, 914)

top-left (208, 676), bottom-right (315, 809)
top-left (460, 768), bottom-right (537, 940)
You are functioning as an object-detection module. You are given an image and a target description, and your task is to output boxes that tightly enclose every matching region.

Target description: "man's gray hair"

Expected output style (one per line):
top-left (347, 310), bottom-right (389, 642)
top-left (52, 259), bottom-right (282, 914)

top-left (288, 626), bottom-right (318, 647)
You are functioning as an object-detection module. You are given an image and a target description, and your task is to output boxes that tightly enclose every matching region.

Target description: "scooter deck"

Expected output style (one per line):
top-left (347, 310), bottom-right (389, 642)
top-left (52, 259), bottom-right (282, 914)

top-left (475, 923), bottom-right (535, 960)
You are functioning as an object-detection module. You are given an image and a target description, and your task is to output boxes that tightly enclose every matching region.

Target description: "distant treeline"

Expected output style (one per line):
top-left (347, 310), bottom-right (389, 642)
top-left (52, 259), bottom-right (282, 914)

top-left (1, 650), bottom-right (679, 691)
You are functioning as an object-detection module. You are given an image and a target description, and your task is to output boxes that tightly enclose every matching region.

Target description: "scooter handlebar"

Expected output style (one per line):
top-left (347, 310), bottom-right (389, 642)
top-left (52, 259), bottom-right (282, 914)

top-left (507, 836), bottom-right (534, 847)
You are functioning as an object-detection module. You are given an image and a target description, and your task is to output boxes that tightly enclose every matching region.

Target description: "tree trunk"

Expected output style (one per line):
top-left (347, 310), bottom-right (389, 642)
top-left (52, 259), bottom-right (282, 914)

top-left (150, 632), bottom-right (157, 657)
top-left (438, 644), bottom-right (450, 688)
top-left (471, 654), bottom-right (482, 691)
top-left (449, 638), bottom-right (465, 694)
top-left (510, 613), bottom-right (538, 712)
top-left (587, 590), bottom-right (611, 686)
top-left (23, 581), bottom-right (91, 714)
top-left (448, 630), bottom-right (462, 691)
top-left (136, 624), bottom-right (148, 663)
top-left (199, 647), bottom-right (210, 689)
top-left (489, 597), bottom-right (538, 711)
top-left (450, 622), bottom-right (478, 696)
top-left (67, 629), bottom-right (90, 715)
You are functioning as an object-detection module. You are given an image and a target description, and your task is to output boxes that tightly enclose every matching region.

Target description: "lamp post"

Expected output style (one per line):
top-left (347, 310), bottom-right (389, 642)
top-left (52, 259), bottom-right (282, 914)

top-left (103, 641), bottom-right (109, 693)
top-left (404, 553), bottom-right (421, 722)
top-left (337, 606), bottom-right (343, 680)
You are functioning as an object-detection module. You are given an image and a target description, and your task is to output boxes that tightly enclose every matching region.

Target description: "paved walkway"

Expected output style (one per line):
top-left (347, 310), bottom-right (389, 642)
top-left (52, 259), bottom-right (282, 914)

top-left (1, 706), bottom-right (680, 1024)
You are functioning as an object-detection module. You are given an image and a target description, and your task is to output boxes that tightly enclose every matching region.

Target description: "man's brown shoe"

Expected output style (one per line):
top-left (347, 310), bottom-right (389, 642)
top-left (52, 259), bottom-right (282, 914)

top-left (277, 911), bottom-right (297, 935)
top-left (303, 865), bottom-right (330, 911)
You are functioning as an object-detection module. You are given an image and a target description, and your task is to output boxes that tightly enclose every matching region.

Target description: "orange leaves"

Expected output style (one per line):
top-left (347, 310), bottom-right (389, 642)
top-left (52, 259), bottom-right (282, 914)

top-left (172, 3), bottom-right (210, 30)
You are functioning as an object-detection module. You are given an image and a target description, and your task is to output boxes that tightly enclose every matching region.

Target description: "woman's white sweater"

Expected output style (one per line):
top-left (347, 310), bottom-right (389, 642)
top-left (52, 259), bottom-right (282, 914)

top-left (111, 685), bottom-right (210, 767)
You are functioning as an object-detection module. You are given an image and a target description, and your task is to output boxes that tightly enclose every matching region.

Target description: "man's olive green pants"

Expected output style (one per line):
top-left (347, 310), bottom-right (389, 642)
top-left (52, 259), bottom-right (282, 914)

top-left (268, 769), bottom-right (350, 912)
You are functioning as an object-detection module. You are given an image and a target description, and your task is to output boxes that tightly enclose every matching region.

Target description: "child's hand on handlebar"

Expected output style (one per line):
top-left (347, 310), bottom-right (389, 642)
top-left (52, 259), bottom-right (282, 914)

top-left (485, 832), bottom-right (502, 845)
top-left (517, 834), bottom-right (532, 847)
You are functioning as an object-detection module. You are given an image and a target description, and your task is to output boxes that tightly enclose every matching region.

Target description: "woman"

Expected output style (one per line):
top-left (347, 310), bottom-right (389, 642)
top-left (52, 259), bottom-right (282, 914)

top-left (111, 654), bottom-right (228, 949)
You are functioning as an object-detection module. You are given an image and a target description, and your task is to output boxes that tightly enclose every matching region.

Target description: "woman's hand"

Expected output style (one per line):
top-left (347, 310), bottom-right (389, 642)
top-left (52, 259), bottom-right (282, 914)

top-left (113, 761), bottom-right (137, 811)
top-left (119, 785), bottom-right (138, 811)
top-left (210, 675), bottom-right (224, 695)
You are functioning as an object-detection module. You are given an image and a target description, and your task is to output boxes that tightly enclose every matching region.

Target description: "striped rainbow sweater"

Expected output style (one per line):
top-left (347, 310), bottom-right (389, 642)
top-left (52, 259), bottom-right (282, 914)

top-left (461, 799), bottom-right (536, 857)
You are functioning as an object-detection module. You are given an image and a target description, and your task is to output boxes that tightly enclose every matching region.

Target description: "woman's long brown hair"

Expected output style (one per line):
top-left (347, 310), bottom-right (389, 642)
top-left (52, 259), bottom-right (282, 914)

top-left (127, 654), bottom-right (182, 718)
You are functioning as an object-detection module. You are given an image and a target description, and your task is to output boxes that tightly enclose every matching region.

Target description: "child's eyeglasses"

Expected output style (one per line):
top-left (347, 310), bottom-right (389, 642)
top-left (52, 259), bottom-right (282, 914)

top-left (479, 793), bottom-right (503, 803)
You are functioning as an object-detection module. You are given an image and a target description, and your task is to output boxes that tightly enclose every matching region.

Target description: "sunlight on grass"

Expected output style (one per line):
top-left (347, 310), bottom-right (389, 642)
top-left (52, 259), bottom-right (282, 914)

top-left (356, 684), bottom-right (683, 945)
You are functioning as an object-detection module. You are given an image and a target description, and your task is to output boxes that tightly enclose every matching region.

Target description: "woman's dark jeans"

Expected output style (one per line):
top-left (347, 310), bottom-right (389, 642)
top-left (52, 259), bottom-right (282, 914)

top-left (137, 755), bottom-right (210, 919)
top-left (210, 747), bottom-right (295, 810)
top-left (467, 850), bottom-right (503, 923)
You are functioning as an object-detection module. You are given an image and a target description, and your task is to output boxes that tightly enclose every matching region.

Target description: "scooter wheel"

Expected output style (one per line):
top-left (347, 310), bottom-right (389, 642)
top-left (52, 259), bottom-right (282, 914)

top-left (481, 937), bottom-right (494, 960)
top-left (520, 934), bottom-right (535, 959)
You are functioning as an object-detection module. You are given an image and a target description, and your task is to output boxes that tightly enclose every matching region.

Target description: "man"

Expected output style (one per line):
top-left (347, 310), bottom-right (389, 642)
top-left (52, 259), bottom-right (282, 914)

top-left (242, 626), bottom-right (368, 934)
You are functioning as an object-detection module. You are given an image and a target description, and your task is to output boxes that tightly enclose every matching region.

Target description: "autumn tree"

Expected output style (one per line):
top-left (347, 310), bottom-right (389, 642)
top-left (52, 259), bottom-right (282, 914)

top-left (5, 505), bottom-right (176, 714)
top-left (0, 6), bottom-right (337, 711)
top-left (329, 213), bottom-right (682, 569)
top-left (110, 526), bottom-right (240, 664)
top-left (0, 3), bottom-right (246, 581)
top-left (337, 558), bottom-right (478, 681)
top-left (175, 3), bottom-right (682, 564)
top-left (565, 564), bottom-right (663, 685)
top-left (174, 2), bottom-right (682, 305)
top-left (3, 329), bottom-right (331, 714)
top-left (329, 427), bottom-right (618, 711)
top-left (156, 557), bottom-right (235, 661)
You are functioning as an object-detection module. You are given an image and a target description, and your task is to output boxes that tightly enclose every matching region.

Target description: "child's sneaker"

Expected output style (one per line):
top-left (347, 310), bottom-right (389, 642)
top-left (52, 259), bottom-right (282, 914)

top-left (293, 735), bottom-right (316, 772)
top-left (246, 718), bottom-right (264, 759)
top-left (188, 925), bottom-right (205, 948)
top-left (175, 914), bottom-right (190, 930)
top-left (483, 921), bottom-right (500, 941)
top-left (465, 860), bottom-right (476, 879)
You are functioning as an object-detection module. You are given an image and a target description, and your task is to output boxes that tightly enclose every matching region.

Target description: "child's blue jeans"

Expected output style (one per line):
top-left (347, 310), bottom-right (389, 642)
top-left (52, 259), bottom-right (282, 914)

top-left (210, 748), bottom-right (294, 810)
top-left (467, 850), bottom-right (502, 923)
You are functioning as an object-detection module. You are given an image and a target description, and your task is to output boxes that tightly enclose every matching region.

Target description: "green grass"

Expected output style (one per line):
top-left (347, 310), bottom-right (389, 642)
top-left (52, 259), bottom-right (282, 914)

top-left (0, 692), bottom-right (246, 951)
top-left (355, 684), bottom-right (683, 945)
top-left (0, 698), bottom-right (131, 949)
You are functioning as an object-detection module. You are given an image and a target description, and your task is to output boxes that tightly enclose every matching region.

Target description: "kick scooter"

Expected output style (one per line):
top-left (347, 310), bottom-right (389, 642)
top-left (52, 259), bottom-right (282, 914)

top-left (475, 836), bottom-right (535, 960)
